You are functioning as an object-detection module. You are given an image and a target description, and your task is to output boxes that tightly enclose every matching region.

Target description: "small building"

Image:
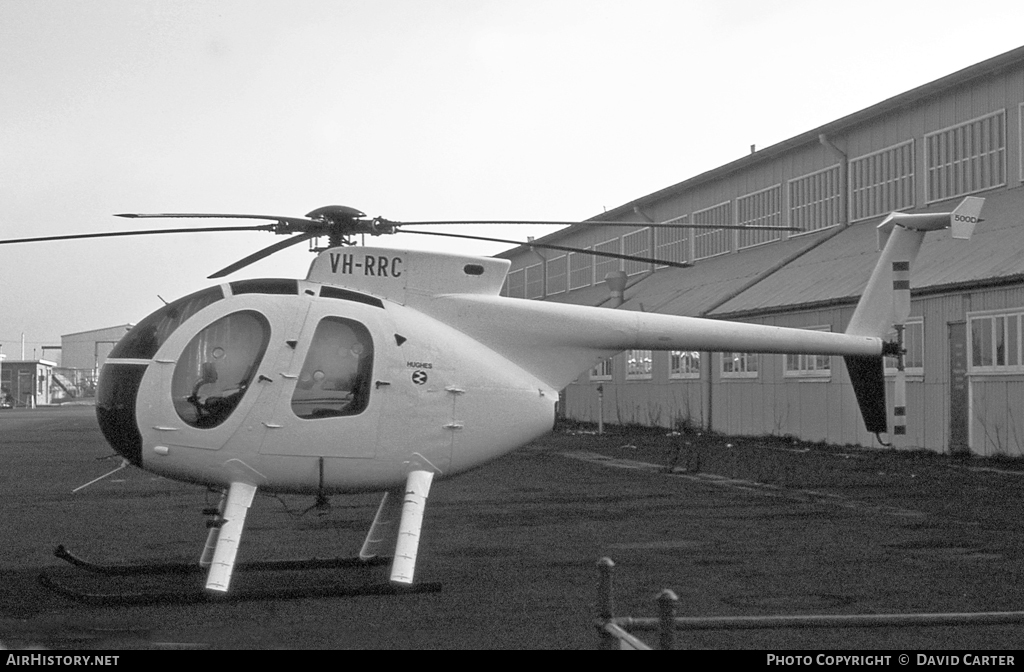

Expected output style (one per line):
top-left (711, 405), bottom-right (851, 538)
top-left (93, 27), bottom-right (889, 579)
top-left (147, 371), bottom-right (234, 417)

top-left (1, 359), bottom-right (56, 408)
top-left (57, 325), bottom-right (133, 398)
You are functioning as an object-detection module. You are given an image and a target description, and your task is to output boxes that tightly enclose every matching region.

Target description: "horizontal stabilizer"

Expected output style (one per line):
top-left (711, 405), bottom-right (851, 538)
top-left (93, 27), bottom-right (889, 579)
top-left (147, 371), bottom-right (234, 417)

top-left (876, 196), bottom-right (984, 250)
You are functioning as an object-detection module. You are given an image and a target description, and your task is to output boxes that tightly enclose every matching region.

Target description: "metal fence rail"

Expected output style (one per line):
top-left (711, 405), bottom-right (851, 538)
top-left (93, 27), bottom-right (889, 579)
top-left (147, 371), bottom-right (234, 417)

top-left (595, 557), bottom-right (1024, 650)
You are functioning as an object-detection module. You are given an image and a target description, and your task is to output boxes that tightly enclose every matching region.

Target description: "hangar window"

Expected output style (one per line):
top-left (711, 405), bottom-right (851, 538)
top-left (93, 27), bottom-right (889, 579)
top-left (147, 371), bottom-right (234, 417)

top-left (525, 263), bottom-right (544, 299)
top-left (569, 250), bottom-right (593, 290)
top-left (788, 164), bottom-right (841, 233)
top-left (594, 238), bottom-right (622, 282)
top-left (968, 310), bottom-right (1023, 374)
top-left (693, 202), bottom-right (732, 260)
top-left (291, 317), bottom-right (374, 419)
top-left (506, 268), bottom-right (525, 299)
top-left (850, 140), bottom-right (915, 222)
top-left (721, 352), bottom-right (758, 379)
top-left (546, 255), bottom-right (567, 295)
top-left (784, 327), bottom-right (833, 379)
top-left (590, 358), bottom-right (613, 381)
top-left (625, 349), bottom-right (652, 380)
top-left (884, 319), bottom-right (924, 376)
top-left (669, 351), bottom-right (701, 379)
top-left (655, 215), bottom-right (689, 268)
top-left (1020, 103), bottom-right (1024, 183)
top-left (737, 185), bottom-right (782, 249)
top-left (622, 228), bottom-right (651, 276)
top-left (925, 110), bottom-right (1006, 203)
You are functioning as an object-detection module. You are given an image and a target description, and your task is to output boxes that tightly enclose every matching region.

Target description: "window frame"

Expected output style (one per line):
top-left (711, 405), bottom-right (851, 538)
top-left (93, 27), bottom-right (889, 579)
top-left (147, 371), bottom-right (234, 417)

top-left (924, 109), bottom-right (1006, 204)
top-left (625, 349), bottom-right (653, 380)
top-left (968, 309), bottom-right (1024, 375)
top-left (654, 215), bottom-right (690, 268)
top-left (736, 184), bottom-right (783, 250)
top-left (720, 351), bottom-right (759, 379)
top-left (590, 357), bottom-right (613, 381)
top-left (849, 139), bottom-right (916, 223)
top-left (883, 318), bottom-right (925, 378)
top-left (783, 326), bottom-right (833, 380)
top-left (787, 163), bottom-right (842, 235)
top-left (668, 350), bottom-right (701, 380)
top-left (692, 201), bottom-right (733, 261)
top-left (545, 254), bottom-right (567, 295)
top-left (524, 262), bottom-right (544, 299)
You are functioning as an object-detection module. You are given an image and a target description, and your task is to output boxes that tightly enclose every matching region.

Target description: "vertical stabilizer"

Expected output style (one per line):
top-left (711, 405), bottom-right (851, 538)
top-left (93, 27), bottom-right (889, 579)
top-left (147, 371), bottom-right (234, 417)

top-left (847, 197), bottom-right (983, 339)
top-left (844, 198), bottom-right (982, 440)
top-left (951, 196), bottom-right (984, 240)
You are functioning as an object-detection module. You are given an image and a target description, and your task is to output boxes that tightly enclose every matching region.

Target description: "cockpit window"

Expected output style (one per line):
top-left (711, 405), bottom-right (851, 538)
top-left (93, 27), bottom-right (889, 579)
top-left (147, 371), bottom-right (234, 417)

top-left (291, 317), bottom-right (373, 419)
top-left (110, 286), bottom-right (224, 359)
top-left (172, 311), bottom-right (271, 429)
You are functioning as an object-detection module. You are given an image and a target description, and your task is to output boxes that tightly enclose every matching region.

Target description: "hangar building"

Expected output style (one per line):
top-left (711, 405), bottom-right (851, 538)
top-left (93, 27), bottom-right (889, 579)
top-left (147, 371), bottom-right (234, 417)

top-left (496, 45), bottom-right (1024, 457)
top-left (56, 324), bottom-right (133, 399)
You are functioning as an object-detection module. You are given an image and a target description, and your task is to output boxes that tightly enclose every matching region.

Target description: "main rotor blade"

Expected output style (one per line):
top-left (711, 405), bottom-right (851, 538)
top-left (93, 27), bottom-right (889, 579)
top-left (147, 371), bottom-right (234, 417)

top-left (208, 231), bottom-right (316, 279)
top-left (117, 212), bottom-right (319, 229)
top-left (395, 219), bottom-right (802, 231)
top-left (400, 230), bottom-right (692, 269)
top-left (0, 225), bottom-right (273, 246)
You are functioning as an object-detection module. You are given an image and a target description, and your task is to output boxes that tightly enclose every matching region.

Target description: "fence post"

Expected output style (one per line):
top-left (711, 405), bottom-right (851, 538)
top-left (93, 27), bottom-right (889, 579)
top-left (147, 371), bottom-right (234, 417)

top-left (597, 557), bottom-right (616, 650)
top-left (658, 589), bottom-right (678, 650)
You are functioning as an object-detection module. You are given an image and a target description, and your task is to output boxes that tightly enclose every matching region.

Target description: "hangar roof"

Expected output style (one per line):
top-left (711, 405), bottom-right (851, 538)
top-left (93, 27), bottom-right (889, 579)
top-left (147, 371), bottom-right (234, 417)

top-left (537, 188), bottom-right (1024, 319)
top-left (707, 189), bottom-right (1024, 318)
top-left (612, 227), bottom-right (840, 316)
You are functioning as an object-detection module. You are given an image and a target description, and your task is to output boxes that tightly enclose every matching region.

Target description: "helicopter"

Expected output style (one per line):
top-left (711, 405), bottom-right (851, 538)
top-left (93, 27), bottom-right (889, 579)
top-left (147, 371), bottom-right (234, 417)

top-left (3, 196), bottom-right (984, 599)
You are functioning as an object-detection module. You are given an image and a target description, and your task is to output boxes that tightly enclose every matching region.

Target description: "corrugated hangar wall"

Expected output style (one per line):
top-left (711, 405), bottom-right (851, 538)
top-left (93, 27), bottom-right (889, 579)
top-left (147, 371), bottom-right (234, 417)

top-left (498, 46), bottom-right (1024, 456)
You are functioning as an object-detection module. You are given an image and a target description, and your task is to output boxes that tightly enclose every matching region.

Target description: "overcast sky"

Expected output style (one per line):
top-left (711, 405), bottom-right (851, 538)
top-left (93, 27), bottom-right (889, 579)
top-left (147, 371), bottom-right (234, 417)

top-left (2, 0), bottom-right (1023, 360)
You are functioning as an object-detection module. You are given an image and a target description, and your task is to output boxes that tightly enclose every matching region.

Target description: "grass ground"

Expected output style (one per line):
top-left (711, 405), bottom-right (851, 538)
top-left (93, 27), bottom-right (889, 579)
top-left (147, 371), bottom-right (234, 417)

top-left (3, 407), bottom-right (1023, 649)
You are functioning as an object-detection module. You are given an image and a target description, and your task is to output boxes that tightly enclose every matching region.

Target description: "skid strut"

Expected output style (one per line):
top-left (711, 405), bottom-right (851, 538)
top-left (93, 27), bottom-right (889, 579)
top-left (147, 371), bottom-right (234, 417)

top-left (205, 481), bottom-right (257, 593)
top-left (391, 470), bottom-right (434, 585)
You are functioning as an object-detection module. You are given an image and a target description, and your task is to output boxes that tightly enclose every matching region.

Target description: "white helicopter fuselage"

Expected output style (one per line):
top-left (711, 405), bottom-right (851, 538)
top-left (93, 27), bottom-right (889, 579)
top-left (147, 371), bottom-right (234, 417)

top-left (99, 245), bottom-right (889, 495)
top-left (103, 277), bottom-right (557, 494)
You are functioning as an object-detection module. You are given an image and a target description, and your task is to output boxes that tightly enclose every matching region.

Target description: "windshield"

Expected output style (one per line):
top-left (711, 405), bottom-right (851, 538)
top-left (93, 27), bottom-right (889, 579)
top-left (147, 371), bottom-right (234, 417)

top-left (110, 286), bottom-right (224, 359)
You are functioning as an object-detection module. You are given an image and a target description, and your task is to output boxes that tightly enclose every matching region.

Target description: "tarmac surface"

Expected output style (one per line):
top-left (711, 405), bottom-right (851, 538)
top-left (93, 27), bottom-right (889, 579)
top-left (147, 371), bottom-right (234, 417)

top-left (2, 405), bottom-right (1024, 650)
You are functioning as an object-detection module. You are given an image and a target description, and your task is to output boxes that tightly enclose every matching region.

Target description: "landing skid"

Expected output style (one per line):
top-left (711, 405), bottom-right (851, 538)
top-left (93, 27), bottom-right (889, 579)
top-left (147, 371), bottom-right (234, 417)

top-left (43, 470), bottom-right (442, 604)
top-left (38, 572), bottom-right (442, 606)
top-left (52, 544), bottom-right (390, 575)
top-left (41, 545), bottom-right (441, 605)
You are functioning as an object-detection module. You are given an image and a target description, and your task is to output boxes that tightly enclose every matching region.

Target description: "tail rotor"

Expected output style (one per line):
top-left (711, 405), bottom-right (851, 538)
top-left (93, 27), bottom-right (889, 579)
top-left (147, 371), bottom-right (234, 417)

top-left (890, 260), bottom-right (912, 446)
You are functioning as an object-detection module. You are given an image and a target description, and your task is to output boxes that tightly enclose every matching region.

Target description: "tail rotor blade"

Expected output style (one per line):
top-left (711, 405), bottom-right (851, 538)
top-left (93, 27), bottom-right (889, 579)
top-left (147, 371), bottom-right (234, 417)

top-left (893, 365), bottom-right (907, 444)
top-left (892, 260), bottom-right (911, 325)
top-left (890, 259), bottom-right (911, 447)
